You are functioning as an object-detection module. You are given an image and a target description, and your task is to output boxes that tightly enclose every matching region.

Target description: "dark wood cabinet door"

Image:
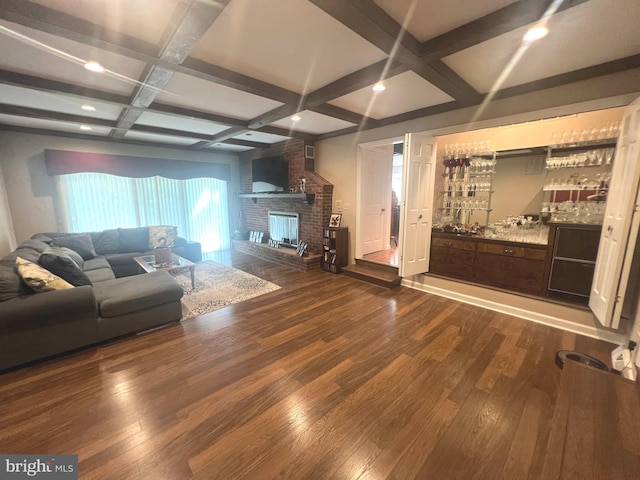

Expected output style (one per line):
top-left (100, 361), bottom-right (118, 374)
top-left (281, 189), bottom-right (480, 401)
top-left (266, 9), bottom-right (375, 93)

top-left (474, 253), bottom-right (508, 288)
top-left (475, 254), bottom-right (545, 295)
top-left (506, 257), bottom-right (546, 294)
top-left (429, 246), bottom-right (474, 280)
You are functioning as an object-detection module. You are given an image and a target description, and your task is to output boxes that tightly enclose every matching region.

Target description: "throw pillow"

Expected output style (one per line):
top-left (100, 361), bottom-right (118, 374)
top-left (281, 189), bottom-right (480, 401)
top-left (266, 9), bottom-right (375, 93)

top-left (39, 252), bottom-right (92, 287)
top-left (118, 227), bottom-right (150, 253)
top-left (15, 256), bottom-right (73, 293)
top-left (42, 245), bottom-right (74, 261)
top-left (52, 233), bottom-right (96, 260)
top-left (60, 247), bottom-right (84, 269)
top-left (148, 225), bottom-right (178, 249)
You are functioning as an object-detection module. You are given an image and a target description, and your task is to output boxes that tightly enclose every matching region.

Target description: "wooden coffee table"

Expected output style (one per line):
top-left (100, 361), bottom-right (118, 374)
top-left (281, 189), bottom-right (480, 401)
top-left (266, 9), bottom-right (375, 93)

top-left (134, 253), bottom-right (196, 289)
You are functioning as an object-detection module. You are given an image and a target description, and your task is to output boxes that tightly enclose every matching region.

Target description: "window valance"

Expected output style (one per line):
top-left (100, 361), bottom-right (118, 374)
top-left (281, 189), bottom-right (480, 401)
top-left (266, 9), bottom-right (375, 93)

top-left (44, 149), bottom-right (231, 181)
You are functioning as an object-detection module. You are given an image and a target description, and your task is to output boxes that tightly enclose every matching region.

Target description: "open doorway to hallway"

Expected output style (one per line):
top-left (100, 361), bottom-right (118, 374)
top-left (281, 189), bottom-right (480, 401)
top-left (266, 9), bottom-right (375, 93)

top-left (359, 140), bottom-right (403, 268)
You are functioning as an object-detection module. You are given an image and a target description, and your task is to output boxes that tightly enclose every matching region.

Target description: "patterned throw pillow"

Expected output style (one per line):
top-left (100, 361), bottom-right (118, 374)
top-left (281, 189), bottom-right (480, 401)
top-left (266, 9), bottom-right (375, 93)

top-left (148, 225), bottom-right (178, 249)
top-left (15, 256), bottom-right (74, 293)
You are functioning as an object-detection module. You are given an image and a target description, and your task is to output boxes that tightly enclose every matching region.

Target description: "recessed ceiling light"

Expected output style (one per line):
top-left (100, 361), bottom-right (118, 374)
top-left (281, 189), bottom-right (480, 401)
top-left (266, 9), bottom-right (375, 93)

top-left (84, 61), bottom-right (104, 73)
top-left (79, 125), bottom-right (92, 131)
top-left (81, 104), bottom-right (96, 111)
top-left (291, 114), bottom-right (301, 122)
top-left (523, 25), bottom-right (549, 42)
top-left (372, 82), bottom-right (386, 92)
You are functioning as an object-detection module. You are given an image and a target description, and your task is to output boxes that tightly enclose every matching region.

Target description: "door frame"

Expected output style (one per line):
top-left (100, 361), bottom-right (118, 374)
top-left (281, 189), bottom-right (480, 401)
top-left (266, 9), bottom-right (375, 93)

top-left (356, 136), bottom-right (404, 260)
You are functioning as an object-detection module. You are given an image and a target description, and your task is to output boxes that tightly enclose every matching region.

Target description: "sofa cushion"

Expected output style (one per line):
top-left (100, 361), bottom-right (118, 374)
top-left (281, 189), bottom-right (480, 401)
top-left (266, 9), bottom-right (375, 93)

top-left (52, 233), bottom-right (96, 260)
top-left (1, 244), bottom-right (44, 267)
top-left (84, 267), bottom-right (116, 283)
top-left (118, 227), bottom-right (149, 253)
top-left (15, 257), bottom-right (74, 293)
top-left (148, 225), bottom-right (178, 249)
top-left (0, 264), bottom-right (31, 302)
top-left (82, 256), bottom-right (112, 272)
top-left (93, 270), bottom-right (183, 318)
top-left (104, 252), bottom-right (143, 266)
top-left (91, 229), bottom-right (119, 255)
top-left (19, 239), bottom-right (51, 253)
top-left (31, 233), bottom-right (53, 244)
top-left (39, 252), bottom-right (92, 287)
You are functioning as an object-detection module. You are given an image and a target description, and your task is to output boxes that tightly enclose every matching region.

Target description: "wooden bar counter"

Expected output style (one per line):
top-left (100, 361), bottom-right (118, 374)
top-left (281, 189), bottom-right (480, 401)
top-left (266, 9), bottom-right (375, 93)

top-left (430, 232), bottom-right (549, 295)
top-left (541, 360), bottom-right (640, 479)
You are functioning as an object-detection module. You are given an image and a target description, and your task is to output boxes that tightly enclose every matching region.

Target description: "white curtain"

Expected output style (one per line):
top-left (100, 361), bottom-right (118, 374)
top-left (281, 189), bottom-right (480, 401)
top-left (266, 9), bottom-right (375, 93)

top-left (59, 172), bottom-right (230, 252)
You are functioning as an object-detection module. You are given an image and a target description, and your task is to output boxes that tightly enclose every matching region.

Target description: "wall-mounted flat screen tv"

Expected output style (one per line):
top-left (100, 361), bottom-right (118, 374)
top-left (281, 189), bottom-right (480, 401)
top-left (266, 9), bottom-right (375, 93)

top-left (252, 155), bottom-right (288, 192)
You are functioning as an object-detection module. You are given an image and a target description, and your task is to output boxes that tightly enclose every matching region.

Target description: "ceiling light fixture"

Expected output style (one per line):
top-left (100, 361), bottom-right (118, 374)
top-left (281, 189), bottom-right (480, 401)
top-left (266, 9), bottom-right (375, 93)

top-left (523, 25), bottom-right (549, 43)
top-left (79, 125), bottom-right (92, 131)
top-left (372, 82), bottom-right (386, 92)
top-left (81, 104), bottom-right (96, 111)
top-left (84, 61), bottom-right (104, 73)
top-left (291, 114), bottom-right (301, 122)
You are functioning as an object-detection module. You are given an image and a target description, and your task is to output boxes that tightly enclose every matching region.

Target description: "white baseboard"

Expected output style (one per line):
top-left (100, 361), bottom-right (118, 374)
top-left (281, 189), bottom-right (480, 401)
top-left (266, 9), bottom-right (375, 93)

top-left (402, 278), bottom-right (625, 345)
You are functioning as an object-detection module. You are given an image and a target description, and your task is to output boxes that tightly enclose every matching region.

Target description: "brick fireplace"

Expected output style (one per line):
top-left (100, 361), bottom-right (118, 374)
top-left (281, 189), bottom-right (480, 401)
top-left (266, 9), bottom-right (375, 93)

top-left (234, 139), bottom-right (333, 270)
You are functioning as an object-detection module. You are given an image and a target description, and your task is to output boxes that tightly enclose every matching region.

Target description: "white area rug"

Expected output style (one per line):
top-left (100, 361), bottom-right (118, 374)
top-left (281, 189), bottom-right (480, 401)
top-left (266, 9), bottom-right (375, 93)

top-left (173, 260), bottom-right (281, 319)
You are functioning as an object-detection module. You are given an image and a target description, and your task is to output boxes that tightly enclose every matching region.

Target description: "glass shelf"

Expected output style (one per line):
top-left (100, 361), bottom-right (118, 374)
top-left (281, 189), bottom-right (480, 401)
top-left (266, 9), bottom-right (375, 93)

top-left (543, 187), bottom-right (609, 192)
top-left (548, 138), bottom-right (617, 154)
top-left (440, 190), bottom-right (494, 194)
top-left (439, 207), bottom-right (493, 212)
top-left (545, 163), bottom-right (612, 170)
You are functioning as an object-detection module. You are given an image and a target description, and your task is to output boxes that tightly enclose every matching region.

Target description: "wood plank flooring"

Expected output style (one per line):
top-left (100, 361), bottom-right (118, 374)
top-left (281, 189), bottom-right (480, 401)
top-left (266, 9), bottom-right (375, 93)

top-left (362, 247), bottom-right (398, 267)
top-left (0, 251), bottom-right (615, 479)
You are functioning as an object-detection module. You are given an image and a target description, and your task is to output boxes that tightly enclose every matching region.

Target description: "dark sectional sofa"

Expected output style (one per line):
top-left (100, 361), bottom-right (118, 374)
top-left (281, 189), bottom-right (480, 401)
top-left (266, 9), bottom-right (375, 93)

top-left (0, 227), bottom-right (203, 371)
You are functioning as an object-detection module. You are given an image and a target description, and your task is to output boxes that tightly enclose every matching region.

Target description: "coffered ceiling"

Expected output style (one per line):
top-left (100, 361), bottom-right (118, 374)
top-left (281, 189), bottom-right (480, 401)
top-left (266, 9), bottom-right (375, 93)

top-left (0, 0), bottom-right (639, 153)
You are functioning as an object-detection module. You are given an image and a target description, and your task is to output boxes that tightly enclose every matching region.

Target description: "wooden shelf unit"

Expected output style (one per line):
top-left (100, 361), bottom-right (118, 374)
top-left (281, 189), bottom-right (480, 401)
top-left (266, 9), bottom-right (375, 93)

top-left (322, 227), bottom-right (348, 273)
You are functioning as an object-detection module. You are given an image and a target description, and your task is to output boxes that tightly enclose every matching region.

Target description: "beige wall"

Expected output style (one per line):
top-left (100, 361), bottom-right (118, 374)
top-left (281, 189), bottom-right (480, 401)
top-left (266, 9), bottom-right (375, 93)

top-left (434, 106), bottom-right (626, 152)
top-left (0, 131), bottom-right (241, 244)
top-left (0, 162), bottom-right (16, 257)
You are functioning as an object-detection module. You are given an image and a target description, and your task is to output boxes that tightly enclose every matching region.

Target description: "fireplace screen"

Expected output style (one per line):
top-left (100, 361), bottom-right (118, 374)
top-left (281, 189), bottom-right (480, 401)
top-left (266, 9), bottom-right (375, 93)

top-left (269, 211), bottom-right (299, 247)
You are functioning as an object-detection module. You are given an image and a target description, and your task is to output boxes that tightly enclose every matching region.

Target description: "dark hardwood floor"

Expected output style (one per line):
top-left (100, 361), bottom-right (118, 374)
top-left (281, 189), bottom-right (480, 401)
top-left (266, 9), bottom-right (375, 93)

top-left (0, 251), bottom-right (615, 479)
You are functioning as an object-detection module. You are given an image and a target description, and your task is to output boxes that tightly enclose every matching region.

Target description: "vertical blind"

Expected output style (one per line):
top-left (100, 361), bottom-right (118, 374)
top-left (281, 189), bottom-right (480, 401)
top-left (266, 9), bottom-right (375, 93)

top-left (59, 172), bottom-right (230, 252)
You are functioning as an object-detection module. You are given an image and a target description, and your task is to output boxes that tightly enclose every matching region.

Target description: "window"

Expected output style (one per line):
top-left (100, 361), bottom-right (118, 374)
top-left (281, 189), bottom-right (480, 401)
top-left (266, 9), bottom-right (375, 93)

top-left (58, 172), bottom-right (230, 252)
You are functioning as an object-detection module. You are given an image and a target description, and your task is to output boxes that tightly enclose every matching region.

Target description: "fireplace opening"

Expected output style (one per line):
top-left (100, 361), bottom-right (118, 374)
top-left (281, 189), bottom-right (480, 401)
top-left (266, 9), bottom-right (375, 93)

top-left (269, 211), bottom-right (299, 247)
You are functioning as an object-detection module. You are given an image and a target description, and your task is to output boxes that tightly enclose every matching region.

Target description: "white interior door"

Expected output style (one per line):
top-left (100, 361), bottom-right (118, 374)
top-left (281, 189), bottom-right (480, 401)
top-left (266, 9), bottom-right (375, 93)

top-left (361, 147), bottom-right (392, 255)
top-left (399, 133), bottom-right (437, 277)
top-left (590, 96), bottom-right (640, 329)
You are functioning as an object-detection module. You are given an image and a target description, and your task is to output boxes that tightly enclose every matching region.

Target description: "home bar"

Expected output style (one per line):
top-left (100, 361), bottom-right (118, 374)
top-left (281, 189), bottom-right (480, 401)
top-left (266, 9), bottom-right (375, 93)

top-left (429, 107), bottom-right (623, 306)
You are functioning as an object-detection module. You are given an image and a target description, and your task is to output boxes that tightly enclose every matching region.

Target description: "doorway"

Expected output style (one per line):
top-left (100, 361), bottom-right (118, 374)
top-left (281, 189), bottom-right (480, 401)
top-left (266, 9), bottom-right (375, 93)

top-left (357, 139), bottom-right (404, 268)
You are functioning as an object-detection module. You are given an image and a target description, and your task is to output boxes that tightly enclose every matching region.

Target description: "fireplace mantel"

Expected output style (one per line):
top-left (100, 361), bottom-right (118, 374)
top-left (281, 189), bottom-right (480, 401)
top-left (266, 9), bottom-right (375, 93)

top-left (236, 192), bottom-right (315, 204)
